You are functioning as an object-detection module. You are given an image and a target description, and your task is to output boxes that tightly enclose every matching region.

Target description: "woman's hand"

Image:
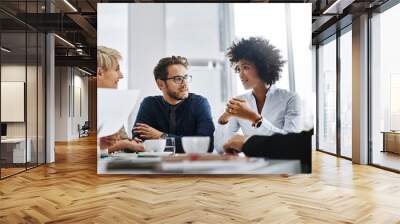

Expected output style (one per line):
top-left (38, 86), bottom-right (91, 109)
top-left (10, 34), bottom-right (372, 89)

top-left (126, 139), bottom-right (144, 152)
top-left (99, 133), bottom-right (120, 149)
top-left (223, 134), bottom-right (246, 155)
top-left (108, 139), bottom-right (144, 153)
top-left (218, 112), bottom-right (231, 125)
top-left (226, 98), bottom-right (260, 122)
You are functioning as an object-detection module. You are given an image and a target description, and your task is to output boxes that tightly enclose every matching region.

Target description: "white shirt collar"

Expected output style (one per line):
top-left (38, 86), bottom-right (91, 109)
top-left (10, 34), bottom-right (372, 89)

top-left (266, 84), bottom-right (277, 96)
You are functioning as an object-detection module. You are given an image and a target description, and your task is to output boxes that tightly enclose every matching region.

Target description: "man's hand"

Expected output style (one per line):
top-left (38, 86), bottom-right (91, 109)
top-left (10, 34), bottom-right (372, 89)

top-left (133, 123), bottom-right (163, 139)
top-left (223, 134), bottom-right (246, 155)
top-left (99, 133), bottom-right (120, 149)
top-left (226, 98), bottom-right (260, 122)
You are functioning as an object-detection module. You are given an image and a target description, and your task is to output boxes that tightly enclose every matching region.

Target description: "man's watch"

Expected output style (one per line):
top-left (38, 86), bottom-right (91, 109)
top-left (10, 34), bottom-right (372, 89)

top-left (160, 133), bottom-right (167, 139)
top-left (252, 116), bottom-right (263, 128)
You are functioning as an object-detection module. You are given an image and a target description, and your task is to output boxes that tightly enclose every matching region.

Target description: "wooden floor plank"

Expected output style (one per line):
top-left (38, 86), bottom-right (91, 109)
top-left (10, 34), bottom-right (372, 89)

top-left (0, 135), bottom-right (400, 223)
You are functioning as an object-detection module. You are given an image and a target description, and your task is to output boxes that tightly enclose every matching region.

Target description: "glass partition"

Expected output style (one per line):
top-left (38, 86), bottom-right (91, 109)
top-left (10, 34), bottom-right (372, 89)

top-left (0, 1), bottom-right (46, 179)
top-left (1, 30), bottom-right (28, 177)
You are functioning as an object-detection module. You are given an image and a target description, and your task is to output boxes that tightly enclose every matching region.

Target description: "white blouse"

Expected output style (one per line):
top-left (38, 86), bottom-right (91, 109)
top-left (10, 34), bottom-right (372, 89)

top-left (214, 85), bottom-right (302, 153)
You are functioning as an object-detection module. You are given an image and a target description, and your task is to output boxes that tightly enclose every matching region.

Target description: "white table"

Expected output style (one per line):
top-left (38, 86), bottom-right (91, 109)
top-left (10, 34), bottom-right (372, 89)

top-left (1, 138), bottom-right (31, 163)
top-left (97, 154), bottom-right (302, 175)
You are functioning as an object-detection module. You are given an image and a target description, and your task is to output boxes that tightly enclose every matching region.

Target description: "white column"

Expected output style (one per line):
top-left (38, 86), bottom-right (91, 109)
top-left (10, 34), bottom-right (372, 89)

top-left (46, 33), bottom-right (55, 163)
top-left (352, 14), bottom-right (369, 164)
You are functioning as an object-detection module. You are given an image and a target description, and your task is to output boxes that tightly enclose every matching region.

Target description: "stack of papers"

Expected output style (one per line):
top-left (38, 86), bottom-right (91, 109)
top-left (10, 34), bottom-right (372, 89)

top-left (97, 88), bottom-right (140, 138)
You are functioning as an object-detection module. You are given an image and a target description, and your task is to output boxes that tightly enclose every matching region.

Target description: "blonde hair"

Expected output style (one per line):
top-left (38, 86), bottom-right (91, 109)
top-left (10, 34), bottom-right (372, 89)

top-left (97, 46), bottom-right (122, 71)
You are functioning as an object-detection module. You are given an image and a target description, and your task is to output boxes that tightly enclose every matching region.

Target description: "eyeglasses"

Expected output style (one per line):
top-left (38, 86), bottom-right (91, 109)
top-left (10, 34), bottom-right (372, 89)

top-left (163, 74), bottom-right (192, 84)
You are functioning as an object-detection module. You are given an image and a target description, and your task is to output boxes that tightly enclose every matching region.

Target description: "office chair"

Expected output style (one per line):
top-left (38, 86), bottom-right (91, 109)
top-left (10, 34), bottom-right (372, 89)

top-left (79, 121), bottom-right (90, 138)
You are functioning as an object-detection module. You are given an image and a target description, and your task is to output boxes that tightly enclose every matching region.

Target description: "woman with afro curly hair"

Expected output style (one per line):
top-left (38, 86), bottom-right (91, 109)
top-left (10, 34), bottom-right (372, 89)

top-left (214, 37), bottom-right (302, 154)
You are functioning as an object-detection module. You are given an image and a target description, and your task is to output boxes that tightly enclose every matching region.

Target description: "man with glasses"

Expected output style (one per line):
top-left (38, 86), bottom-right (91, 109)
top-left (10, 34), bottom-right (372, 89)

top-left (132, 56), bottom-right (215, 153)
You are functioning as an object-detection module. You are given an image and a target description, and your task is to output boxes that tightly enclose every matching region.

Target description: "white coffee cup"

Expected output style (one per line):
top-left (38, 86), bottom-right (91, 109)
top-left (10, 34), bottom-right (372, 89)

top-left (144, 139), bottom-right (166, 152)
top-left (181, 136), bottom-right (210, 154)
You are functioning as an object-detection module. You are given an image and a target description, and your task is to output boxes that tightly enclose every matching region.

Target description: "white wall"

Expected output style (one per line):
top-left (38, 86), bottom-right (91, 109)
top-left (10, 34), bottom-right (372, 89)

top-left (1, 82), bottom-right (24, 123)
top-left (72, 74), bottom-right (89, 138)
top-left (55, 67), bottom-right (68, 141)
top-left (127, 4), bottom-right (167, 133)
top-left (81, 76), bottom-right (89, 126)
top-left (1, 65), bottom-right (26, 142)
top-left (165, 4), bottom-right (226, 123)
top-left (97, 3), bottom-right (129, 90)
top-left (54, 67), bottom-right (89, 141)
top-left (124, 3), bottom-right (226, 131)
top-left (1, 64), bottom-right (46, 163)
top-left (165, 4), bottom-right (222, 60)
top-left (1, 65), bottom-right (32, 137)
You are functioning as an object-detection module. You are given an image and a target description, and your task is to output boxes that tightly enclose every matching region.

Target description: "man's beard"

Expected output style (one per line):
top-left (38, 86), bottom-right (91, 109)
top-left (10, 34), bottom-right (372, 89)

top-left (166, 87), bottom-right (188, 101)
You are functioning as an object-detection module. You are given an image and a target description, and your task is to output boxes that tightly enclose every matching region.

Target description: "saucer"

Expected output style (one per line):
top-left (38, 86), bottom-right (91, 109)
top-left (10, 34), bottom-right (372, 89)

top-left (138, 152), bottom-right (173, 157)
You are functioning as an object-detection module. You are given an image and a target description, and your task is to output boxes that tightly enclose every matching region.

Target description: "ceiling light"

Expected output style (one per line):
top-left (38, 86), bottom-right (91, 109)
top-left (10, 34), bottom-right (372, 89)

top-left (78, 67), bottom-right (93, 76)
top-left (322, 0), bottom-right (355, 15)
top-left (63, 0), bottom-right (78, 12)
top-left (1, 47), bottom-right (11, 53)
top-left (54, 34), bottom-right (75, 48)
top-left (76, 48), bottom-right (85, 55)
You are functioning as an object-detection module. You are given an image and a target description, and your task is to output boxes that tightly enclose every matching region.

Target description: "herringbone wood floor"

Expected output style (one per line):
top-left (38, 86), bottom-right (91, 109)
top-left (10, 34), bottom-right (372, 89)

top-left (1, 135), bottom-right (400, 224)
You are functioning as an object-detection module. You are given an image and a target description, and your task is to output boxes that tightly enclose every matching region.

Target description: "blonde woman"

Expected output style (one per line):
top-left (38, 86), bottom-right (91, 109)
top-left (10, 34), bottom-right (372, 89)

top-left (97, 46), bottom-right (143, 152)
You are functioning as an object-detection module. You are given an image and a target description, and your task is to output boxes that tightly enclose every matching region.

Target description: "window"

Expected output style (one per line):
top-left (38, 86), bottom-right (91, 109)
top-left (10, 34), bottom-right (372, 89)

top-left (371, 2), bottom-right (400, 171)
top-left (339, 28), bottom-right (352, 158)
top-left (317, 37), bottom-right (337, 154)
top-left (233, 4), bottom-right (289, 95)
top-left (233, 4), bottom-right (312, 124)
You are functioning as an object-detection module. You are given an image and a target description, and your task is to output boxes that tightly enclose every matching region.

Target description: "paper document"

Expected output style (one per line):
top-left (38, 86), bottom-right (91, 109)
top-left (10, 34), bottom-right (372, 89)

top-left (97, 88), bottom-right (140, 138)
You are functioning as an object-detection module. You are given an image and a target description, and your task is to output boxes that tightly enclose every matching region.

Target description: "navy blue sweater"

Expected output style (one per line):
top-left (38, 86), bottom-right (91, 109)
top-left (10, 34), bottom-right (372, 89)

top-left (133, 93), bottom-right (215, 153)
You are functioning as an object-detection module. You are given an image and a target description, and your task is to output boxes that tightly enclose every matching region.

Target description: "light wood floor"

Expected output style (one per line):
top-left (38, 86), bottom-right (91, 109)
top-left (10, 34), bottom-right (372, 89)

top-left (1, 167), bottom-right (26, 177)
top-left (1, 163), bottom-right (45, 178)
top-left (1, 136), bottom-right (400, 223)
